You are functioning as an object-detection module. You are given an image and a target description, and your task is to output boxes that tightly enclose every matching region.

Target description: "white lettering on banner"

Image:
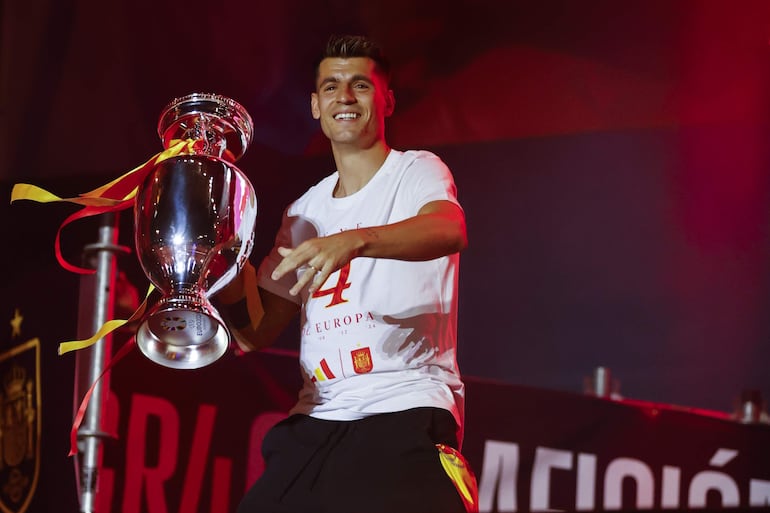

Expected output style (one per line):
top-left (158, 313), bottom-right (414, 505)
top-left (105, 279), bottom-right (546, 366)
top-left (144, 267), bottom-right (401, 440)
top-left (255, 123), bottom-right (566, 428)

top-left (750, 479), bottom-right (770, 506)
top-left (478, 440), bottom-right (768, 512)
top-left (530, 447), bottom-right (571, 511)
top-left (688, 448), bottom-right (739, 508)
top-left (478, 440), bottom-right (519, 512)
top-left (575, 453), bottom-right (597, 510)
top-left (661, 465), bottom-right (681, 508)
top-left (603, 458), bottom-right (654, 509)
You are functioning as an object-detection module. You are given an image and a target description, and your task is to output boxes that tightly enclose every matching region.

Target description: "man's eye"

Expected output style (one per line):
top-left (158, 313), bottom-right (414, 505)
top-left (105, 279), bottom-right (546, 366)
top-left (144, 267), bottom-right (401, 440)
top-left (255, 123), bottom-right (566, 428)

top-left (324, 85), bottom-right (336, 92)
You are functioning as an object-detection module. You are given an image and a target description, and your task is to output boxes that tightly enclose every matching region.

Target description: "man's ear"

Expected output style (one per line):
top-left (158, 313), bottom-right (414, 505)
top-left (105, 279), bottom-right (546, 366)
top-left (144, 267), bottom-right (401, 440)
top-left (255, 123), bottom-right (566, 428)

top-left (311, 93), bottom-right (320, 119)
top-left (385, 90), bottom-right (395, 117)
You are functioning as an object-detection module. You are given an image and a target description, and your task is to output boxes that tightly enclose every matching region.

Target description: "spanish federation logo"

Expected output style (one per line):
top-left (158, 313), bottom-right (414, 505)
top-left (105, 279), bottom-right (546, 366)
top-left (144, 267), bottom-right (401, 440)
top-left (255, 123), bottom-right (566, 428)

top-left (351, 347), bottom-right (373, 374)
top-left (0, 333), bottom-right (40, 513)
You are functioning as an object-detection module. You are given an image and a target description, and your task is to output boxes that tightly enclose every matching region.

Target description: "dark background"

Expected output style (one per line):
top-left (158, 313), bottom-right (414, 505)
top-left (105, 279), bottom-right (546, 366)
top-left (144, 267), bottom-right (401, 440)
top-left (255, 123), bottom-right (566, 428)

top-left (3, 0), bottom-right (770, 419)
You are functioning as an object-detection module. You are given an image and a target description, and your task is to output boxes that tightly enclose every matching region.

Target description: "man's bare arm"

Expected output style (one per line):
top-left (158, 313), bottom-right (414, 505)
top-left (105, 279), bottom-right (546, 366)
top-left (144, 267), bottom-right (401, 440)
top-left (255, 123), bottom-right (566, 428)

top-left (273, 200), bottom-right (467, 296)
top-left (216, 262), bottom-right (300, 352)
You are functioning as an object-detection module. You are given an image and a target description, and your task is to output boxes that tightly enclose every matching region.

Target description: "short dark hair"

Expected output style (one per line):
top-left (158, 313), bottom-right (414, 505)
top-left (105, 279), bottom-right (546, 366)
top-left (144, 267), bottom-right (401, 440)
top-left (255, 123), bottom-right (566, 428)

top-left (314, 34), bottom-right (391, 85)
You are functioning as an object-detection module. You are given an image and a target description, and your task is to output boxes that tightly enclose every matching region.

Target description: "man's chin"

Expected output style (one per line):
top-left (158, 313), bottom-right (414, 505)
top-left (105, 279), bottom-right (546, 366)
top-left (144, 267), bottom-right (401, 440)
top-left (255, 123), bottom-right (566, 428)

top-left (326, 130), bottom-right (380, 147)
top-left (329, 134), bottom-right (368, 147)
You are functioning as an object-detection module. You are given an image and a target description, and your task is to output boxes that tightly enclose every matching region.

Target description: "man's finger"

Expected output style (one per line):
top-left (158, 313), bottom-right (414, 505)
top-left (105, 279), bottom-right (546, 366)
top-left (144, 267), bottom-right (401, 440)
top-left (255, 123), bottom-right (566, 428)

top-left (308, 271), bottom-right (327, 295)
top-left (272, 247), bottom-right (299, 280)
top-left (290, 267), bottom-right (317, 296)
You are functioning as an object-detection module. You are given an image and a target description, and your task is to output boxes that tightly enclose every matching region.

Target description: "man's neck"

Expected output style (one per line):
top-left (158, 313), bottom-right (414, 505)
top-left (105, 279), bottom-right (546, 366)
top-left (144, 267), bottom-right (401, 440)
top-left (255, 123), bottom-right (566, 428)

top-left (332, 141), bottom-right (391, 198)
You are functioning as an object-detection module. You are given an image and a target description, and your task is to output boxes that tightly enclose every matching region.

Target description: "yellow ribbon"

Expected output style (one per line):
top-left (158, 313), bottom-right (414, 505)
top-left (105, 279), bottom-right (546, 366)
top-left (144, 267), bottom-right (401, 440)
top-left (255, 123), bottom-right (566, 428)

top-left (10, 139), bottom-right (198, 274)
top-left (58, 285), bottom-right (155, 354)
top-left (11, 138), bottom-right (195, 205)
top-left (10, 183), bottom-right (112, 206)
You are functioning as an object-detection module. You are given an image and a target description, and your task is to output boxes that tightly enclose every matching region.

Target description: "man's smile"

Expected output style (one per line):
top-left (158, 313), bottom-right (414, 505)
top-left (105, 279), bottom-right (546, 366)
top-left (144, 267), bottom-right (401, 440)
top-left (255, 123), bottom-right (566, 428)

top-left (334, 112), bottom-right (361, 120)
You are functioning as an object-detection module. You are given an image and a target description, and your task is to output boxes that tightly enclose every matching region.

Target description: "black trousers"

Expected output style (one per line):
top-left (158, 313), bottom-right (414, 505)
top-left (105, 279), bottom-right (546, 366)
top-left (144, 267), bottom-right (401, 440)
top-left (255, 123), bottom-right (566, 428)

top-left (237, 407), bottom-right (469, 513)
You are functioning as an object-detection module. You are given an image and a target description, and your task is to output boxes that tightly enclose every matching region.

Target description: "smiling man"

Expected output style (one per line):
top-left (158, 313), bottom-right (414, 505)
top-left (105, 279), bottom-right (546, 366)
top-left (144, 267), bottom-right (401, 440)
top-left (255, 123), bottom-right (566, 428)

top-left (218, 34), bottom-right (476, 513)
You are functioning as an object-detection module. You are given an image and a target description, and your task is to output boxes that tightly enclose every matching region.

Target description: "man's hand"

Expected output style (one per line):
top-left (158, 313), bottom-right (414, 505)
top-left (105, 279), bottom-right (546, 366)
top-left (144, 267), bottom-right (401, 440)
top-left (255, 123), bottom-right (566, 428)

top-left (271, 230), bottom-right (365, 296)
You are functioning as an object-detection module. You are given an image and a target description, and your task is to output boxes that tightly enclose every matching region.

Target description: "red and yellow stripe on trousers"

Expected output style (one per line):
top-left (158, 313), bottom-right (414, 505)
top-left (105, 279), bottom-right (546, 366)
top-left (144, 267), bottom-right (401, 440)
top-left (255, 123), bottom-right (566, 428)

top-left (437, 443), bottom-right (479, 513)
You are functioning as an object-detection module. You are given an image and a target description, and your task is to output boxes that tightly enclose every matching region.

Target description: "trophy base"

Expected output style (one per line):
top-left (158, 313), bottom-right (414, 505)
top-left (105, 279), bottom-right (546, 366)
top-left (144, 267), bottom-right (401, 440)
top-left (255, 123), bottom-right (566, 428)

top-left (136, 300), bottom-right (230, 370)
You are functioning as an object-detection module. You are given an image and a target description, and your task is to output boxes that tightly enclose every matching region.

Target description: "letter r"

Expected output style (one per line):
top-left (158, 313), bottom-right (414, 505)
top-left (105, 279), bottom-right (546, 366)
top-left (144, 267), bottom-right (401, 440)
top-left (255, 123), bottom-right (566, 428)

top-left (122, 394), bottom-right (180, 513)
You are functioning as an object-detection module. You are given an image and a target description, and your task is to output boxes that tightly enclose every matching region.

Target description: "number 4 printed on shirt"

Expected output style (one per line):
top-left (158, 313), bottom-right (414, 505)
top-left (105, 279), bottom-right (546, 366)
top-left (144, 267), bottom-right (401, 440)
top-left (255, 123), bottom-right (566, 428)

top-left (312, 262), bottom-right (352, 307)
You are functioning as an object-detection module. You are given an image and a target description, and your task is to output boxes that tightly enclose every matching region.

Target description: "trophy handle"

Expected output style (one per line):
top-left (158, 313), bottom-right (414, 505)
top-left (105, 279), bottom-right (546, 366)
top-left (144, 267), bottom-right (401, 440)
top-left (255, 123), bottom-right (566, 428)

top-left (158, 93), bottom-right (253, 161)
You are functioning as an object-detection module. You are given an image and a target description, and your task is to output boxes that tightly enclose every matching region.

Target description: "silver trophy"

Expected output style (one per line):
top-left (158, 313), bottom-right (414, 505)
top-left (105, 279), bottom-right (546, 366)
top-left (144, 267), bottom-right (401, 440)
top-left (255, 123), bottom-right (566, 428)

top-left (134, 93), bottom-right (257, 369)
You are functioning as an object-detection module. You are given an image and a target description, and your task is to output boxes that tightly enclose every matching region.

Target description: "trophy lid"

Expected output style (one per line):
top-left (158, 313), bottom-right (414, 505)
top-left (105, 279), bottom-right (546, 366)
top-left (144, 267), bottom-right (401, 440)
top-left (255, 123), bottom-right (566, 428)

top-left (157, 93), bottom-right (254, 161)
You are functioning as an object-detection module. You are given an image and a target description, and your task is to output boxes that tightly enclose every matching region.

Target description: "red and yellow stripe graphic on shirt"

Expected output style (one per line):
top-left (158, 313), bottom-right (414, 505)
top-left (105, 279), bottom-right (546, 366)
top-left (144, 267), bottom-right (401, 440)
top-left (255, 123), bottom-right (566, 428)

top-left (436, 443), bottom-right (479, 513)
top-left (312, 358), bottom-right (337, 382)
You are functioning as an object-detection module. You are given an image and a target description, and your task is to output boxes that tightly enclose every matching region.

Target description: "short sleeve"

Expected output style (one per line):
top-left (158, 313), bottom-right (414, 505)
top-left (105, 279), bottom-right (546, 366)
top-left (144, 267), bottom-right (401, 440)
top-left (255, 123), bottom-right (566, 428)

top-left (398, 152), bottom-right (462, 216)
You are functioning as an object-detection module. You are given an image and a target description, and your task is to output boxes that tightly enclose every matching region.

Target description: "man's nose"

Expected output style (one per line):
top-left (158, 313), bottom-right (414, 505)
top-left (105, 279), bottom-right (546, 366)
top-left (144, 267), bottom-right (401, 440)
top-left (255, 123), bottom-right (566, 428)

top-left (336, 85), bottom-right (355, 103)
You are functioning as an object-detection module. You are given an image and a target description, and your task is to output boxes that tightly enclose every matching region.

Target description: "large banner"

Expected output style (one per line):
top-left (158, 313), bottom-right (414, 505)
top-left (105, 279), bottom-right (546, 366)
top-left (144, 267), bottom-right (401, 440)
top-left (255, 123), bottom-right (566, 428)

top-left (92, 348), bottom-right (770, 513)
top-left (464, 379), bottom-right (770, 512)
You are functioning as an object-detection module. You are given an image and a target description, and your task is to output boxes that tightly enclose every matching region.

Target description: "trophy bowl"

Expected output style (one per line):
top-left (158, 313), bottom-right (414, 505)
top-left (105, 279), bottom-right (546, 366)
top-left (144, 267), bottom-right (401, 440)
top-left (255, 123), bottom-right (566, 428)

top-left (134, 93), bottom-right (257, 369)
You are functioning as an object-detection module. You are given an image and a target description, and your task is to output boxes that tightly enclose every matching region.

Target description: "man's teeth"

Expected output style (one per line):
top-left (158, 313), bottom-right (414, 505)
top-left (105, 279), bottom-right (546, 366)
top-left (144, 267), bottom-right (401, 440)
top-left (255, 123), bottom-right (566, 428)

top-left (334, 113), bottom-right (359, 120)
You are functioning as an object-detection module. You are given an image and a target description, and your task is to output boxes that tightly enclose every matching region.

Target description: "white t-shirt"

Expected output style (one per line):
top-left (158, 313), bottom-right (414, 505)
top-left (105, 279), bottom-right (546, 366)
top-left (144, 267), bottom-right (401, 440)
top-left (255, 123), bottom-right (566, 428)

top-left (258, 149), bottom-right (465, 433)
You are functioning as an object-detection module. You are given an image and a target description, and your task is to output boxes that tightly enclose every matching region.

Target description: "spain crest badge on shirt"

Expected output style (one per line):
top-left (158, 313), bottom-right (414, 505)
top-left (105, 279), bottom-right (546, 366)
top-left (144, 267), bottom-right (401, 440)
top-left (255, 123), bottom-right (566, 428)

top-left (0, 310), bottom-right (40, 513)
top-left (351, 347), bottom-right (373, 374)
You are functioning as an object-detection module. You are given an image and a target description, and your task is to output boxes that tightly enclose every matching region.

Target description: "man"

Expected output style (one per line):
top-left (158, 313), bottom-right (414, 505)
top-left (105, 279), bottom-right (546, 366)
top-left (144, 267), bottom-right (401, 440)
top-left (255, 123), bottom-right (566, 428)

top-left (218, 34), bottom-right (475, 513)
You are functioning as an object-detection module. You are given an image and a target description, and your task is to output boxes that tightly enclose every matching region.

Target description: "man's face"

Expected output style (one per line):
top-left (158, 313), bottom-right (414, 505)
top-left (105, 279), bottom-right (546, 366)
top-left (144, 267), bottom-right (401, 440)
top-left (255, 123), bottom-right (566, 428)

top-left (311, 57), bottom-right (394, 149)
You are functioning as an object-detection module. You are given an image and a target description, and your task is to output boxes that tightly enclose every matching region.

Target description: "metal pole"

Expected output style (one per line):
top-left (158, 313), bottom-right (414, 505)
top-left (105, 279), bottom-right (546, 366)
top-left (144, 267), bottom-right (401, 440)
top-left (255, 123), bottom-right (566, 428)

top-left (72, 212), bottom-right (129, 513)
